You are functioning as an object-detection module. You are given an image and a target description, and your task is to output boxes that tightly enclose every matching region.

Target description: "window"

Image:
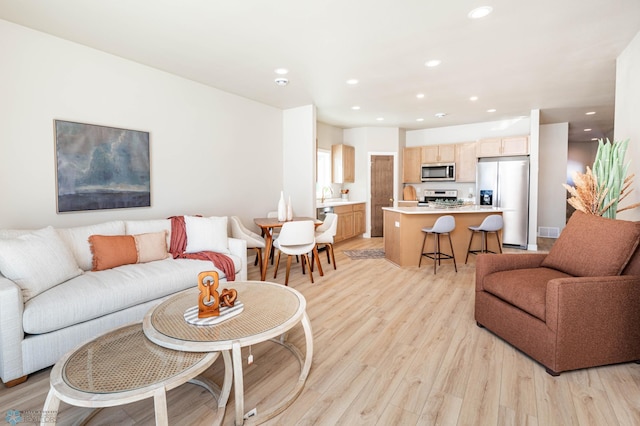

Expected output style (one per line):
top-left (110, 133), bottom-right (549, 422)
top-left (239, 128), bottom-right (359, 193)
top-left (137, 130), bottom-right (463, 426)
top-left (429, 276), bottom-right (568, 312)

top-left (316, 149), bottom-right (331, 198)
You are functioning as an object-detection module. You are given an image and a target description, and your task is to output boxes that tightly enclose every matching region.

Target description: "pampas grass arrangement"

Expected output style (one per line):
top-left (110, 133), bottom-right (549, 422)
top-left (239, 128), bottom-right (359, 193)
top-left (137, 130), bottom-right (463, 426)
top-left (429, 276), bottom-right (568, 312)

top-left (564, 139), bottom-right (640, 218)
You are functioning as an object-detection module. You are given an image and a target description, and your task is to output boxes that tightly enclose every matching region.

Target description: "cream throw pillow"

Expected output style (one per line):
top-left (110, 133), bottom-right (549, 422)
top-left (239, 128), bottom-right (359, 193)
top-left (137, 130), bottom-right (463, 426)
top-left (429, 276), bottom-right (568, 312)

top-left (134, 231), bottom-right (170, 263)
top-left (0, 226), bottom-right (82, 302)
top-left (184, 216), bottom-right (229, 254)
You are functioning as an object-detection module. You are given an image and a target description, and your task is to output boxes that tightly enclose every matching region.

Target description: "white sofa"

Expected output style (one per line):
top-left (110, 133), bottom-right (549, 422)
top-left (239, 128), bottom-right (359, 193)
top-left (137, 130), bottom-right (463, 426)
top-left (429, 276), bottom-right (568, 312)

top-left (0, 217), bottom-right (247, 385)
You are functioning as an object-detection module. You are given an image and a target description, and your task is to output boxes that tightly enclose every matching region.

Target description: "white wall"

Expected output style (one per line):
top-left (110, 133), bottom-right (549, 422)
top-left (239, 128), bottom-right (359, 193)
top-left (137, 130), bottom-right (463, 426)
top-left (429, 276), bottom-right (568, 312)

top-left (538, 123), bottom-right (569, 232)
top-left (316, 121), bottom-right (343, 150)
top-left (406, 117), bottom-right (531, 146)
top-left (0, 20), bottom-right (284, 230)
top-left (615, 30), bottom-right (640, 221)
top-left (283, 105), bottom-right (316, 217)
top-left (343, 127), bottom-right (402, 236)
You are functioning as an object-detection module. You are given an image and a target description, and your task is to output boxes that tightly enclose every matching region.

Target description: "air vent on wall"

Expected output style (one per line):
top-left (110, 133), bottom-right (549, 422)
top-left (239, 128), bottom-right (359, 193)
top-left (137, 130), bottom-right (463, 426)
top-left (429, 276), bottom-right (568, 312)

top-left (538, 227), bottom-right (560, 238)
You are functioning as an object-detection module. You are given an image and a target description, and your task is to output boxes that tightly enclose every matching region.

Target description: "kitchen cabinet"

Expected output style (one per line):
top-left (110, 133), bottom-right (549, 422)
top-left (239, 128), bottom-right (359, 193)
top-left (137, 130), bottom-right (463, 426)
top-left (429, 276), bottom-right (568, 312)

top-left (353, 203), bottom-right (365, 235)
top-left (421, 144), bottom-right (455, 164)
top-left (402, 147), bottom-right (422, 183)
top-left (332, 144), bottom-right (355, 183)
top-left (455, 142), bottom-right (477, 182)
top-left (334, 203), bottom-right (365, 242)
top-left (477, 136), bottom-right (529, 157)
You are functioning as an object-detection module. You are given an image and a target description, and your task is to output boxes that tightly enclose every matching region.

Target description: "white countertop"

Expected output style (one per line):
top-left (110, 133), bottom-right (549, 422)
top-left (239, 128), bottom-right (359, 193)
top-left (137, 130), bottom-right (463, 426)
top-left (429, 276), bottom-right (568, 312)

top-left (317, 199), bottom-right (365, 208)
top-left (382, 205), bottom-right (503, 214)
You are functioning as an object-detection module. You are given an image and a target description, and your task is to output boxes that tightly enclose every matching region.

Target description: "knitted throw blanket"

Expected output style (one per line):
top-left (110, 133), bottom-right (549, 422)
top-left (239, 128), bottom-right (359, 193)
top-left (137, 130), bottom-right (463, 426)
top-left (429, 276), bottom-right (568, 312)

top-left (168, 216), bottom-right (236, 281)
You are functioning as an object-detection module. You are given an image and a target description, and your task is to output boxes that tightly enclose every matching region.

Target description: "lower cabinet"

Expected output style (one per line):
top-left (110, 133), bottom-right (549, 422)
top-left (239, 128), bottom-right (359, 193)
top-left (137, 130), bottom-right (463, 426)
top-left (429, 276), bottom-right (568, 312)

top-left (334, 203), bottom-right (365, 242)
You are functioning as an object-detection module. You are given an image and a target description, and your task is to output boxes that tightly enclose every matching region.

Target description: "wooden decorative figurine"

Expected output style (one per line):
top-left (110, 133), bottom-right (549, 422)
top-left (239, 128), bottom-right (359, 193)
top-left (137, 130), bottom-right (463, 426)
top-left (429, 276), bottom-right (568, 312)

top-left (197, 271), bottom-right (220, 318)
top-left (220, 288), bottom-right (238, 307)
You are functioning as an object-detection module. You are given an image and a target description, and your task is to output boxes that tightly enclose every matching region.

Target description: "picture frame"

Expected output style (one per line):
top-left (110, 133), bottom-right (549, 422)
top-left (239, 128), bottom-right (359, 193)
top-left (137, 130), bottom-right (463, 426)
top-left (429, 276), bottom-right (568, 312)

top-left (54, 120), bottom-right (150, 213)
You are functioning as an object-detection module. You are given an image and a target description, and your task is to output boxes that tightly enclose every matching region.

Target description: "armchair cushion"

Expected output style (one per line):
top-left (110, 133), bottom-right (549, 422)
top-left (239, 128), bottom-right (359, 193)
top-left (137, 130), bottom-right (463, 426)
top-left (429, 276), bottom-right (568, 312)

top-left (483, 267), bottom-right (572, 321)
top-left (541, 211), bottom-right (640, 277)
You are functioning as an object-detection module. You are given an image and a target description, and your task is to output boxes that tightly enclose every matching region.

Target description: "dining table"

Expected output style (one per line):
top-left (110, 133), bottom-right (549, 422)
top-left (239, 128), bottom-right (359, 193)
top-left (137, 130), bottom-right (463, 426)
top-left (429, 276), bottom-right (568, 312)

top-left (253, 217), bottom-right (324, 281)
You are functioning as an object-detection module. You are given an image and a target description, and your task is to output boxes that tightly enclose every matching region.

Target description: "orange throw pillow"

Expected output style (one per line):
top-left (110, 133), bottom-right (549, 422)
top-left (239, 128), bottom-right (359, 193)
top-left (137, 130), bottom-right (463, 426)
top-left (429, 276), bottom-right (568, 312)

top-left (89, 235), bottom-right (138, 271)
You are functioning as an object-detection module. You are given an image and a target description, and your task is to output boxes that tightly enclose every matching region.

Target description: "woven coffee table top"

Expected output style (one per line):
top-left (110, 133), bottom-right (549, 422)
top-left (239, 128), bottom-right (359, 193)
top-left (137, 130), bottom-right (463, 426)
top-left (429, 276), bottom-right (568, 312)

top-left (62, 323), bottom-right (211, 394)
top-left (149, 281), bottom-right (303, 344)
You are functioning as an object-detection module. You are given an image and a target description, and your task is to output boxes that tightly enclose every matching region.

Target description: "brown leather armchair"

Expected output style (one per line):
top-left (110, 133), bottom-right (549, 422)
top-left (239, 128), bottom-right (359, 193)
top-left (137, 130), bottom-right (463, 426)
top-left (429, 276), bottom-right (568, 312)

top-left (475, 211), bottom-right (640, 375)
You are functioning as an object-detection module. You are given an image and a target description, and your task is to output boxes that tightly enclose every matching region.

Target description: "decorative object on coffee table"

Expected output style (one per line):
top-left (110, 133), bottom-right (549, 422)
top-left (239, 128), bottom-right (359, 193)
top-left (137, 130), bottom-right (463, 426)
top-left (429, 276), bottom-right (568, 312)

top-left (198, 271), bottom-right (221, 318)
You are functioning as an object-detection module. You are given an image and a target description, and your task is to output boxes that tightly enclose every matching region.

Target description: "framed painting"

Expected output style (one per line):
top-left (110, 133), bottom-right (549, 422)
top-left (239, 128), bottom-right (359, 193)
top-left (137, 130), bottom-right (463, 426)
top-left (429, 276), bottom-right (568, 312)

top-left (54, 120), bottom-right (150, 213)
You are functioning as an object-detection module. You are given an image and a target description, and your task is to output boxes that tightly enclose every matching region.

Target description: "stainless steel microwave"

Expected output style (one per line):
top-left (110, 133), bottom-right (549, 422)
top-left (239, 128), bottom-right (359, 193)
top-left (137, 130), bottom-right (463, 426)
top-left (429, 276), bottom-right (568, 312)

top-left (421, 163), bottom-right (455, 181)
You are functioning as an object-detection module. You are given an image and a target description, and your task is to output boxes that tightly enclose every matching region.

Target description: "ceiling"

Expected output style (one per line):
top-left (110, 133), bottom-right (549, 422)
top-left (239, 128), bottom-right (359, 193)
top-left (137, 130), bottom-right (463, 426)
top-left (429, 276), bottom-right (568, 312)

top-left (1, 0), bottom-right (639, 142)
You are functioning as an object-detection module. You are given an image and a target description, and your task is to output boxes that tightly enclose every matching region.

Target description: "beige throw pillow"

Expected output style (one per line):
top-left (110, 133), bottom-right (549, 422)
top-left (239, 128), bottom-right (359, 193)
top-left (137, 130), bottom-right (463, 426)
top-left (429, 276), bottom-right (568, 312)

top-left (134, 231), bottom-right (170, 263)
top-left (0, 226), bottom-right (83, 301)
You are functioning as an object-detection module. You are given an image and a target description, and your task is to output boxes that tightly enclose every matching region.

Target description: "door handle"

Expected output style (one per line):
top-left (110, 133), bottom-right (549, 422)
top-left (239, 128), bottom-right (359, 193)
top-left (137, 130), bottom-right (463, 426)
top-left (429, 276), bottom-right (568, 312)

top-left (389, 198), bottom-right (394, 202)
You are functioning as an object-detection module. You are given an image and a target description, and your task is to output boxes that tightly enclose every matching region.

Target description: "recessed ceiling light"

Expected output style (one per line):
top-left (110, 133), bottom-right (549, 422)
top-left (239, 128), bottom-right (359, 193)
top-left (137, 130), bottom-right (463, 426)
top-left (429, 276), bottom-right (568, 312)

top-left (351, 106), bottom-right (361, 110)
top-left (425, 59), bottom-right (441, 68)
top-left (435, 112), bottom-right (447, 118)
top-left (376, 117), bottom-right (384, 121)
top-left (591, 138), bottom-right (598, 141)
top-left (274, 68), bottom-right (289, 75)
top-left (584, 128), bottom-right (592, 131)
top-left (416, 118), bottom-right (424, 122)
top-left (468, 6), bottom-right (493, 19)
top-left (416, 93), bottom-right (425, 99)
top-left (487, 108), bottom-right (496, 113)
top-left (470, 96), bottom-right (479, 101)
top-left (274, 77), bottom-right (289, 86)
top-left (585, 111), bottom-right (596, 115)
top-left (346, 79), bottom-right (359, 85)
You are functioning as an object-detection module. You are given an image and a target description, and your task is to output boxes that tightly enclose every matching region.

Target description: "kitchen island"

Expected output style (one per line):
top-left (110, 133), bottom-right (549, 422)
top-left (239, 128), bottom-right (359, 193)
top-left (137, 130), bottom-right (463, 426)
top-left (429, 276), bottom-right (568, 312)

top-left (382, 206), bottom-right (503, 267)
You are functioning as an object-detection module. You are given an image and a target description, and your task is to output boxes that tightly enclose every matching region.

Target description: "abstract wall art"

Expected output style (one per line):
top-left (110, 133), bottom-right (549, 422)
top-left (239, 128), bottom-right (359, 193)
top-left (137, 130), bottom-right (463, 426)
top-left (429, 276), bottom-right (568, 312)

top-left (54, 120), bottom-right (150, 213)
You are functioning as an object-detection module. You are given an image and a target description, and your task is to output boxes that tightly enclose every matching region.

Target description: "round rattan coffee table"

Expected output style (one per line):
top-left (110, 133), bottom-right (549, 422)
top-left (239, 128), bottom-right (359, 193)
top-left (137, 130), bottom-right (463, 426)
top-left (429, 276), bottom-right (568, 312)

top-left (143, 281), bottom-right (313, 426)
top-left (41, 323), bottom-right (221, 426)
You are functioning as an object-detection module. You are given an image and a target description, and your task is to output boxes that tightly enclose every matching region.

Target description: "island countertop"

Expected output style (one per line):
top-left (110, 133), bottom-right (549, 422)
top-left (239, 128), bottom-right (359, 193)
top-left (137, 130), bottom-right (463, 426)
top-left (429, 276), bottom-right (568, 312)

top-left (383, 207), bottom-right (503, 267)
top-left (382, 205), bottom-right (503, 214)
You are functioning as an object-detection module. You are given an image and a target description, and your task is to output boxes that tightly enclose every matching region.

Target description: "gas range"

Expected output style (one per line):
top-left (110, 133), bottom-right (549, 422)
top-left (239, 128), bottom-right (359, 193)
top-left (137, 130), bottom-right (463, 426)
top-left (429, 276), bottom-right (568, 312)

top-left (417, 189), bottom-right (458, 206)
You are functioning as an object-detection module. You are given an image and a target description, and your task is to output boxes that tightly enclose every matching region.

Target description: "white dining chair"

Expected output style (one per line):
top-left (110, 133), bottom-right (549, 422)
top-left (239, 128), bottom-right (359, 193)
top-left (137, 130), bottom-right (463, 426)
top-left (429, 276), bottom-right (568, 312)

top-left (230, 216), bottom-right (266, 271)
top-left (273, 221), bottom-right (316, 285)
top-left (312, 213), bottom-right (338, 271)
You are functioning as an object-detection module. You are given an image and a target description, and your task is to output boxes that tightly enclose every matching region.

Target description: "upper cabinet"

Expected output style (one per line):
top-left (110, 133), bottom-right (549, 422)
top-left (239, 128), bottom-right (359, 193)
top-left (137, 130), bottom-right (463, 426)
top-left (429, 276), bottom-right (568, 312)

top-left (455, 142), bottom-right (477, 182)
top-left (421, 144), bottom-right (455, 163)
top-left (476, 135), bottom-right (529, 157)
top-left (332, 144), bottom-right (355, 183)
top-left (402, 147), bottom-right (422, 183)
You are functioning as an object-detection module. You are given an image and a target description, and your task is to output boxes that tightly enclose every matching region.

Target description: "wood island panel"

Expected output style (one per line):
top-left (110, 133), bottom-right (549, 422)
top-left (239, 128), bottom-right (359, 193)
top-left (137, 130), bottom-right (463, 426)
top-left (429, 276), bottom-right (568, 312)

top-left (383, 208), bottom-right (503, 266)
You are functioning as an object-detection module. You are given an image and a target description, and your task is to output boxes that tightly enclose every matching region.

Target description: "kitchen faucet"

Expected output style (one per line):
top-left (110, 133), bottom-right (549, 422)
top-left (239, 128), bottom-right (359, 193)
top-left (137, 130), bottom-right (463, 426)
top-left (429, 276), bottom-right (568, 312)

top-left (321, 186), bottom-right (333, 203)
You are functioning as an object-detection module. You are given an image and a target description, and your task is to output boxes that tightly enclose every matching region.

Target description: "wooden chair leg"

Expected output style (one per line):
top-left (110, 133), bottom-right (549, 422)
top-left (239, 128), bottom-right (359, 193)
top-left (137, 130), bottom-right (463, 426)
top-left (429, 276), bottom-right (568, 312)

top-left (254, 248), bottom-right (263, 272)
top-left (273, 251), bottom-right (281, 278)
top-left (285, 255), bottom-right (293, 286)
top-left (303, 254), bottom-right (314, 284)
top-left (495, 231), bottom-right (503, 253)
top-left (328, 244), bottom-right (336, 270)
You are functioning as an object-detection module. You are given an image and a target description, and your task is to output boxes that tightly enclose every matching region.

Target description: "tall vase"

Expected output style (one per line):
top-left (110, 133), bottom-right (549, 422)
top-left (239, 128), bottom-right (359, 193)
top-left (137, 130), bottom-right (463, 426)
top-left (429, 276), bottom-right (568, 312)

top-left (277, 191), bottom-right (286, 221)
top-left (287, 196), bottom-right (293, 221)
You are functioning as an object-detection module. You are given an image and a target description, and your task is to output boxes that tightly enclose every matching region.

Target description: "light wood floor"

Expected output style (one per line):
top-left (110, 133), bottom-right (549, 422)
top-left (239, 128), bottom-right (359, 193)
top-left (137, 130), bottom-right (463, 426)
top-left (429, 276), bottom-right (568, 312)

top-left (2, 237), bottom-right (640, 425)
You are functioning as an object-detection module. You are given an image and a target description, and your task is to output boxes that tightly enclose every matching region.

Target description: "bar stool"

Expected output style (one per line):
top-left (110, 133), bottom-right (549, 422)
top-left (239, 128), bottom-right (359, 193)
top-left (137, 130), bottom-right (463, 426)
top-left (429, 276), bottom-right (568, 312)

top-left (419, 215), bottom-right (457, 274)
top-left (465, 214), bottom-right (503, 263)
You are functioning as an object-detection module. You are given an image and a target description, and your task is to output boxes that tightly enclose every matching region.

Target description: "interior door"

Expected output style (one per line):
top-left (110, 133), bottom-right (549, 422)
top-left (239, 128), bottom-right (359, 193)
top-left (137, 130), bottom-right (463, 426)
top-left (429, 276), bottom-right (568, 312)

top-left (371, 155), bottom-right (394, 237)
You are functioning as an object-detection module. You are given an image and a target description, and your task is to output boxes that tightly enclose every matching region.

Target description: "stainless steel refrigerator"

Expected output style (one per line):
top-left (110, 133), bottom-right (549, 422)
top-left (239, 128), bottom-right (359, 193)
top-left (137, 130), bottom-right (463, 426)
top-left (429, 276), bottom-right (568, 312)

top-left (476, 156), bottom-right (530, 249)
